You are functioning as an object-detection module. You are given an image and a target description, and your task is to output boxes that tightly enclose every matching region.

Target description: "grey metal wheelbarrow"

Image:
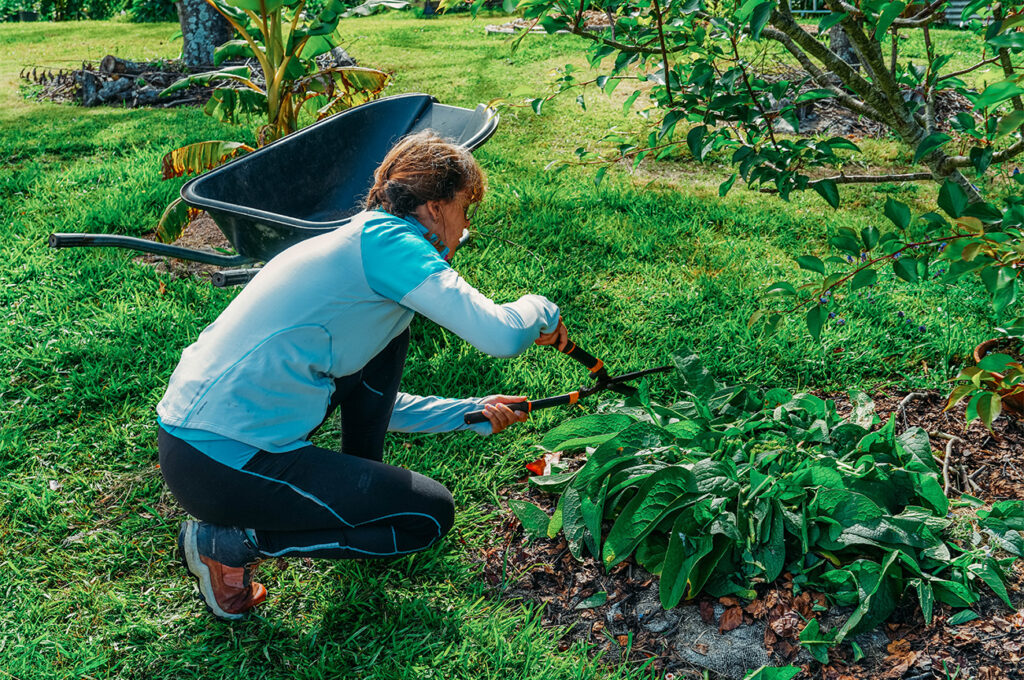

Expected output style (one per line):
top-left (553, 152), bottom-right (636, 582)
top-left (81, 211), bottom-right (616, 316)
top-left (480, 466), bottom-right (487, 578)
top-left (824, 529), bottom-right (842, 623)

top-left (49, 93), bottom-right (499, 286)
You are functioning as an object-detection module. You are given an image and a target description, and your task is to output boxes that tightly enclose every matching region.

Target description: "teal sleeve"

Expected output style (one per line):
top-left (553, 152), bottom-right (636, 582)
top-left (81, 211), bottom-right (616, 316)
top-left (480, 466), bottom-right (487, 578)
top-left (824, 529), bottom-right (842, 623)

top-left (388, 393), bottom-right (492, 436)
top-left (360, 216), bottom-right (449, 302)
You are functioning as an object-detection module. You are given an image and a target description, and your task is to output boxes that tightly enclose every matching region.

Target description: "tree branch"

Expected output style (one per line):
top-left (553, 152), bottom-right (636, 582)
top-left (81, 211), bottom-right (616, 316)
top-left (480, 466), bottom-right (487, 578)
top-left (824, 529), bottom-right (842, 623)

top-left (830, 0), bottom-right (945, 27)
top-left (994, 4), bottom-right (1024, 112)
top-left (941, 56), bottom-right (1001, 81)
top-left (651, 0), bottom-right (673, 105)
top-left (769, 10), bottom-right (895, 118)
top-left (923, 24), bottom-right (937, 135)
top-left (808, 172), bottom-right (934, 186)
top-left (565, 23), bottom-right (689, 56)
top-left (946, 138), bottom-right (1024, 169)
top-left (760, 25), bottom-right (883, 121)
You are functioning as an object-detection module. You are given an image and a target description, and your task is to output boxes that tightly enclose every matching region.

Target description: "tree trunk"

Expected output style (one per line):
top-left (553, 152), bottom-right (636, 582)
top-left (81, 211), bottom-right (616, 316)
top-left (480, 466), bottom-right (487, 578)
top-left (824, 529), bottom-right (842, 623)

top-left (827, 25), bottom-right (861, 72)
top-left (176, 0), bottom-right (235, 72)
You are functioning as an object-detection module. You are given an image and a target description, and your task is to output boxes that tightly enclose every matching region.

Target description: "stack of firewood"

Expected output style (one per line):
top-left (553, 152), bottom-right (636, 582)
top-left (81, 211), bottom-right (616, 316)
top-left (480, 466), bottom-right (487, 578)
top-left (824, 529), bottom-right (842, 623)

top-left (21, 55), bottom-right (220, 108)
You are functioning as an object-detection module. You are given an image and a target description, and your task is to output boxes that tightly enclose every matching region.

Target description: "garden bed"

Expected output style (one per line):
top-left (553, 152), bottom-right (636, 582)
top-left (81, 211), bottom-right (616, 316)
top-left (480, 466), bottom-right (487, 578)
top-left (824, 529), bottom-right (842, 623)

top-left (479, 391), bottom-right (1024, 680)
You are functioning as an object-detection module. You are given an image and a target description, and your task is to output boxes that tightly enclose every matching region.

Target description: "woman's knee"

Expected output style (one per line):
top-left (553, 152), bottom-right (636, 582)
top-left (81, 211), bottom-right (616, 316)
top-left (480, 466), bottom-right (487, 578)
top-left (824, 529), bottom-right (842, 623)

top-left (408, 472), bottom-right (455, 541)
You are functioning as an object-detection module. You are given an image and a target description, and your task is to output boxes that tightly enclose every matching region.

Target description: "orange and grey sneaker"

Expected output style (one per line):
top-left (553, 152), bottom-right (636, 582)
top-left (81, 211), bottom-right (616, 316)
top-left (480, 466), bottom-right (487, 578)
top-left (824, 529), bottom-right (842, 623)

top-left (177, 520), bottom-right (267, 620)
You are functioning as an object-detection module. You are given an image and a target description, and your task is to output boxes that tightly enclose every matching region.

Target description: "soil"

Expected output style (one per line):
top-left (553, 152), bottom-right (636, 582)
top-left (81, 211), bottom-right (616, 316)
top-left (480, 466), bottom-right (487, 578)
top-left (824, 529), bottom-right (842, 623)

top-left (132, 212), bottom-right (243, 281)
top-left (477, 391), bottom-right (1024, 679)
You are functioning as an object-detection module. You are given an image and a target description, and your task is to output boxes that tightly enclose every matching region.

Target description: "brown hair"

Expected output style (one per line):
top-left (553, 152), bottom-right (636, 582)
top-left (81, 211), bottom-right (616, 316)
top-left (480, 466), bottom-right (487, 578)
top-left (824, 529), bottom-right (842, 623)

top-left (365, 130), bottom-right (486, 217)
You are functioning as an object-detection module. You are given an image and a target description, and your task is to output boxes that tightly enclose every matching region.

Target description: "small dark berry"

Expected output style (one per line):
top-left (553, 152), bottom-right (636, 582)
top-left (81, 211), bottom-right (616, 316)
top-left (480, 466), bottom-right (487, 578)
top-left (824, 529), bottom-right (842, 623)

top-left (918, 325), bottom-right (926, 332)
top-left (897, 311), bottom-right (905, 318)
top-left (837, 318), bottom-right (846, 326)
top-left (829, 311), bottom-right (836, 319)
top-left (820, 297), bottom-right (828, 304)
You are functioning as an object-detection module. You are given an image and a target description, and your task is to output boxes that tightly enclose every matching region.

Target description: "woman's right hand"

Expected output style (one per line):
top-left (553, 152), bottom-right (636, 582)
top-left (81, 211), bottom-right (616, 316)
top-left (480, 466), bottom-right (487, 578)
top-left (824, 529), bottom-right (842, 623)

top-left (535, 317), bottom-right (568, 351)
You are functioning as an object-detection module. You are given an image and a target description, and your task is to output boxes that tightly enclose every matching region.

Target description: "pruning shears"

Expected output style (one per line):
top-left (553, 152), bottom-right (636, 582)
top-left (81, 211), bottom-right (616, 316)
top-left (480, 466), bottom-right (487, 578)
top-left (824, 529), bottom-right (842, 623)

top-left (463, 340), bottom-right (673, 425)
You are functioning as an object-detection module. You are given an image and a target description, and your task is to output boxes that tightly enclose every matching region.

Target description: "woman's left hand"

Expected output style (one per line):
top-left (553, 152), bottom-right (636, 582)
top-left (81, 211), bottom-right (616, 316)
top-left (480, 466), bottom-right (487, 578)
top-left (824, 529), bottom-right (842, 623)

top-left (481, 395), bottom-right (529, 434)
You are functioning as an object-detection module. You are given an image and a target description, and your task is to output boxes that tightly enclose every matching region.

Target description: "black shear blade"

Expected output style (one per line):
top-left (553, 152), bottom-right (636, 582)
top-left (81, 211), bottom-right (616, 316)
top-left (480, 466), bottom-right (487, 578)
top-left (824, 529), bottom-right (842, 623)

top-left (601, 365), bottom-right (673, 396)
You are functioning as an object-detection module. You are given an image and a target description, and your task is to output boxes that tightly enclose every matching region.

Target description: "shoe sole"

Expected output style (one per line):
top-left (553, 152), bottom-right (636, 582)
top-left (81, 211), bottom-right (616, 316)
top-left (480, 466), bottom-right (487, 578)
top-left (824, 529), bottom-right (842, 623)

top-left (178, 520), bottom-right (245, 621)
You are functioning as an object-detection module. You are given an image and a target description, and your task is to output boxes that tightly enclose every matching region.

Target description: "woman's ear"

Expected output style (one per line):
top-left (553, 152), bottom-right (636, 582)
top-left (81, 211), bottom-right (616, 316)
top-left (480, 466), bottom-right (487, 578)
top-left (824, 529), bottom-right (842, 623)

top-left (426, 199), bottom-right (446, 225)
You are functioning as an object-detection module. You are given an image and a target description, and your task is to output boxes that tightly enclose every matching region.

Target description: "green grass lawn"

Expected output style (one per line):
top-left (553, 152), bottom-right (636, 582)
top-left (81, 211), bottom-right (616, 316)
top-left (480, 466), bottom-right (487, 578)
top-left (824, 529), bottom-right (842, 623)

top-left (0, 13), bottom-right (1002, 680)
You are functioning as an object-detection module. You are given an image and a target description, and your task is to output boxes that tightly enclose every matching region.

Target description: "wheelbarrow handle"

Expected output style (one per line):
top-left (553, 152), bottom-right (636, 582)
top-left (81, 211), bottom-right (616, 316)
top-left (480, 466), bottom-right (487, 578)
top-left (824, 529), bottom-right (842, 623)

top-left (463, 391), bottom-right (583, 424)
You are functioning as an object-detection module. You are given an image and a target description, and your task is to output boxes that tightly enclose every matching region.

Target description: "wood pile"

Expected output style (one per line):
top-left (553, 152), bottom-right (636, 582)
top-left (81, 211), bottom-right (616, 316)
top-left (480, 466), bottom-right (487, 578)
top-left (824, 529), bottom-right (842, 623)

top-left (21, 55), bottom-right (221, 108)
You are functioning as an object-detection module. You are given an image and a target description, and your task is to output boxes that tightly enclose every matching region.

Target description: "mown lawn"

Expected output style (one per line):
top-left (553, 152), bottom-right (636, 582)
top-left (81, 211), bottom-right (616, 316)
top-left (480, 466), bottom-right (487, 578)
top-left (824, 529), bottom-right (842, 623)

top-left (0, 12), bottom-right (1001, 680)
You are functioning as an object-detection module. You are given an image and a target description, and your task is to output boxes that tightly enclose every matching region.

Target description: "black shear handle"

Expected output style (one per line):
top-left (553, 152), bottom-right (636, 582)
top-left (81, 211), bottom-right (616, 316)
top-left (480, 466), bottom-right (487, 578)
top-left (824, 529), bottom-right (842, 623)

top-left (463, 392), bottom-right (582, 424)
top-left (557, 340), bottom-right (608, 378)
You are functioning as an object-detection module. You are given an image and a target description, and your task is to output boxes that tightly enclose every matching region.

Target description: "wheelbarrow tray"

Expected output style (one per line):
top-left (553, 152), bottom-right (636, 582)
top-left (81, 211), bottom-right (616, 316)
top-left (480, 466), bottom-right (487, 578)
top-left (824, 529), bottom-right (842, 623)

top-left (49, 93), bottom-right (498, 275)
top-left (182, 93), bottom-right (498, 262)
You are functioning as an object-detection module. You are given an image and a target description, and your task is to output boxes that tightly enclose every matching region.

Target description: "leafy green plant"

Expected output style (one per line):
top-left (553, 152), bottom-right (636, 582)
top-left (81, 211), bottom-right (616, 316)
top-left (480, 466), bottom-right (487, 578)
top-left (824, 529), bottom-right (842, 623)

top-left (513, 354), bottom-right (1024, 662)
top-left (155, 0), bottom-right (390, 241)
top-left (946, 335), bottom-right (1024, 429)
top-left (756, 181), bottom-right (1024, 427)
top-left (514, 0), bottom-right (1024, 205)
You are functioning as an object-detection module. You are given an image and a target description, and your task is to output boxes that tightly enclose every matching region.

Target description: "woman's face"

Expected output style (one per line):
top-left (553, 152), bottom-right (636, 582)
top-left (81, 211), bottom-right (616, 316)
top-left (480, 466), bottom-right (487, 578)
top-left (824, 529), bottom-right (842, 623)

top-left (418, 189), bottom-right (477, 258)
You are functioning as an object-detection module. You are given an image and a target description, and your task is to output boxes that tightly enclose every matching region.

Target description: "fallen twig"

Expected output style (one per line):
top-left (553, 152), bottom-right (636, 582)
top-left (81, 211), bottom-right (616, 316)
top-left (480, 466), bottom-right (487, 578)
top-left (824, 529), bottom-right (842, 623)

top-left (896, 392), bottom-right (929, 431)
top-left (932, 432), bottom-right (964, 496)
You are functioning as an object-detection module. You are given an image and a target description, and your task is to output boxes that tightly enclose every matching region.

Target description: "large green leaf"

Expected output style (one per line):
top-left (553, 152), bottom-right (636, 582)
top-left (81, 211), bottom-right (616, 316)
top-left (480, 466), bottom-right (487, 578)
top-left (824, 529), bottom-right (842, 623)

top-left (743, 667), bottom-right (800, 680)
top-left (873, 1), bottom-right (906, 40)
top-left (581, 476), bottom-right (610, 558)
top-left (659, 516), bottom-right (713, 609)
top-left (508, 500), bottom-right (550, 539)
top-left (160, 140), bottom-right (254, 180)
top-left (213, 39), bottom-right (259, 67)
top-left (159, 65), bottom-right (257, 97)
top-left (603, 466), bottom-right (698, 567)
top-left (834, 553), bottom-right (901, 643)
top-left (752, 501), bottom-right (786, 582)
top-left (884, 198), bottom-right (911, 230)
top-left (975, 79), bottom-right (1024, 109)
top-left (539, 414), bottom-right (635, 452)
top-left (155, 198), bottom-right (190, 244)
top-left (561, 487), bottom-right (587, 560)
top-left (913, 132), bottom-right (951, 163)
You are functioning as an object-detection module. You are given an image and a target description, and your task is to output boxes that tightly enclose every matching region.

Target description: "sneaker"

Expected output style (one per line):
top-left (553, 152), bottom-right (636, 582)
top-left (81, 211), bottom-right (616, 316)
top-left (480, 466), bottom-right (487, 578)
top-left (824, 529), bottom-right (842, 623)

top-left (177, 520), bottom-right (266, 620)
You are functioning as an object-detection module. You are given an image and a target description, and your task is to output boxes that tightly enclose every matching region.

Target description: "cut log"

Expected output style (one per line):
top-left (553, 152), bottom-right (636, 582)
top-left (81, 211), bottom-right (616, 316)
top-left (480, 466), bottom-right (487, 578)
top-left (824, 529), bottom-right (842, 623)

top-left (99, 55), bottom-right (153, 76)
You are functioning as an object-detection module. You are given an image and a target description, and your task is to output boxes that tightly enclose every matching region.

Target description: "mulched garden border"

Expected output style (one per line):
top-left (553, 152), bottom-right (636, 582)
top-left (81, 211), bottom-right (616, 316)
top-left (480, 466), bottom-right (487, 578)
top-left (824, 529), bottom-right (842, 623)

top-left (476, 390), bottom-right (1024, 680)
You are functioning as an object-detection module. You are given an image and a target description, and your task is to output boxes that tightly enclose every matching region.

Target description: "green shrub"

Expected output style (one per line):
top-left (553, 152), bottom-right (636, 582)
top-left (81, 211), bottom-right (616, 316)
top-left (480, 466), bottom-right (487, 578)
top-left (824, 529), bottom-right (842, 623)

top-left (0, 0), bottom-right (19, 22)
top-left (37, 0), bottom-right (129, 20)
top-left (515, 354), bottom-right (1024, 663)
top-left (127, 0), bottom-right (175, 22)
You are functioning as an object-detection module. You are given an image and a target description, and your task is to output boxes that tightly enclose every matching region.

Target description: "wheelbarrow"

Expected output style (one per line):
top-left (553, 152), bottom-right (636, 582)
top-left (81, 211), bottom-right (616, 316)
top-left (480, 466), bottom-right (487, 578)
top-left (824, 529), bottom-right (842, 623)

top-left (49, 93), bottom-right (499, 287)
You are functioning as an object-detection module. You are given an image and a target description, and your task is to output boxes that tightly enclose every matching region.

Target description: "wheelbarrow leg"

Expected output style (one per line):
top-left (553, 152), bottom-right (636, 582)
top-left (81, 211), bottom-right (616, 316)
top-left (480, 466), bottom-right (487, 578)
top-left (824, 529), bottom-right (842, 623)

top-left (211, 268), bottom-right (263, 287)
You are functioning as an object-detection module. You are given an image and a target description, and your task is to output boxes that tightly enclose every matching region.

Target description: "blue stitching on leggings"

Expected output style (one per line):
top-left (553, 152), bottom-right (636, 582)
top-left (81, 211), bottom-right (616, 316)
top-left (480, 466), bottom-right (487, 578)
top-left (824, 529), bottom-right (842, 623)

top-left (392, 526), bottom-right (398, 552)
top-left (260, 534), bottom-right (440, 558)
top-left (235, 467), bottom-right (354, 527)
top-left (361, 380), bottom-right (384, 397)
top-left (232, 467), bottom-right (443, 532)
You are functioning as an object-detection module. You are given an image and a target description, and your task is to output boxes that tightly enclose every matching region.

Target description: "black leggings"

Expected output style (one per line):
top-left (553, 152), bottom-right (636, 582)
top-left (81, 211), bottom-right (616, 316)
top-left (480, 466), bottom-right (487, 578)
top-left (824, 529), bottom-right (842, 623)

top-left (159, 329), bottom-right (455, 559)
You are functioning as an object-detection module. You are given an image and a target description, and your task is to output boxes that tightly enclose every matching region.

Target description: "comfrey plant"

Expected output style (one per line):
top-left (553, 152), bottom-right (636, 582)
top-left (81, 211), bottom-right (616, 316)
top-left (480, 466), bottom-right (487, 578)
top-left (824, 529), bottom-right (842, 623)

top-left (513, 355), bottom-right (1024, 662)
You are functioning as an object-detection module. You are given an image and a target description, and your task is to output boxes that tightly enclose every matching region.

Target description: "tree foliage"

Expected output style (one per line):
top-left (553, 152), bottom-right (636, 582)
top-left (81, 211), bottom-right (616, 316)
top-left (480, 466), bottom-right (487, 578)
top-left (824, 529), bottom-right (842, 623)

top-left (518, 0), bottom-right (1024, 204)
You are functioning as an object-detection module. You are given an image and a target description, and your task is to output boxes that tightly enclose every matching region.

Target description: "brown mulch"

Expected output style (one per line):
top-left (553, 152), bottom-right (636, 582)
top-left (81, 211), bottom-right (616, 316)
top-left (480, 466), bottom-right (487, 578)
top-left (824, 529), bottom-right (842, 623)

top-left (476, 391), bottom-right (1024, 679)
top-left (132, 212), bottom-right (239, 281)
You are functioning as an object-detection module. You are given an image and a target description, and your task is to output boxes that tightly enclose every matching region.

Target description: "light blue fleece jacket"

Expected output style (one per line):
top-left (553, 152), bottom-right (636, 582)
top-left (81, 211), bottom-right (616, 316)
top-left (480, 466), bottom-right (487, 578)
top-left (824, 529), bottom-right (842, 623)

top-left (156, 209), bottom-right (560, 465)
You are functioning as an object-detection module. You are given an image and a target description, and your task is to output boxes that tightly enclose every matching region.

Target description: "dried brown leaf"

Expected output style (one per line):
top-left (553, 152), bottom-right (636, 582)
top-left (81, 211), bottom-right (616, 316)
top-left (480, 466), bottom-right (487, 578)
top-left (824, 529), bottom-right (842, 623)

top-left (719, 606), bottom-right (744, 633)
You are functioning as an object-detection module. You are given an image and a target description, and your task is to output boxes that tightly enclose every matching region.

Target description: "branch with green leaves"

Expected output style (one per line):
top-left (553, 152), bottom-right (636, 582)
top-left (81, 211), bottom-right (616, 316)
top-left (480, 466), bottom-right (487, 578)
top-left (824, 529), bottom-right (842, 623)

top-left (515, 0), bottom-right (1024, 207)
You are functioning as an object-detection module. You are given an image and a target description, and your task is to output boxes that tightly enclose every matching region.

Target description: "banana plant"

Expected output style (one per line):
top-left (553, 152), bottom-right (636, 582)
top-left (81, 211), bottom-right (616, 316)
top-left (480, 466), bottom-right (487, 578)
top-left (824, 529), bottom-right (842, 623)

top-left (156, 0), bottom-right (391, 243)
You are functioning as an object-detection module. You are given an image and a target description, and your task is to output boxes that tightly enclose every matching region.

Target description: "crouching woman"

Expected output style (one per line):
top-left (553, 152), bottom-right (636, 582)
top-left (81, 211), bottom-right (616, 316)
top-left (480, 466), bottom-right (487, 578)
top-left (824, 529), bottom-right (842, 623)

top-left (156, 131), bottom-right (567, 619)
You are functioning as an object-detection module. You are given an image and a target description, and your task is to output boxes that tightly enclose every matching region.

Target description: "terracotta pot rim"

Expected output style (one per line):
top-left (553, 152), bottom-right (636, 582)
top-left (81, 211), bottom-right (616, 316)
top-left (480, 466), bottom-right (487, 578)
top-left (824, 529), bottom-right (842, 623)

top-left (973, 337), bottom-right (1023, 366)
